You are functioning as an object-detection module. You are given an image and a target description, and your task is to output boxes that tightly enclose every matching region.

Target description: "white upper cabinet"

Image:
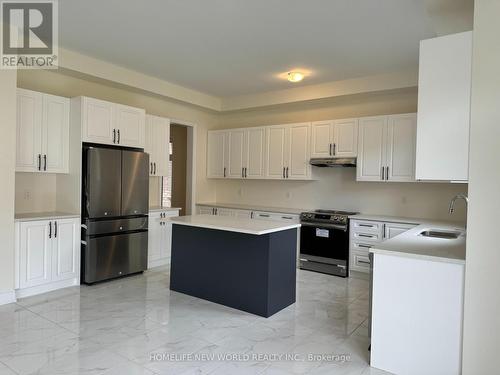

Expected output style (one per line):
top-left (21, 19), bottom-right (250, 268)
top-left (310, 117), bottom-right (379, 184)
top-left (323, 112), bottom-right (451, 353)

top-left (265, 125), bottom-right (287, 179)
top-left (226, 129), bottom-right (246, 178)
top-left (81, 97), bottom-right (114, 144)
top-left (310, 121), bottom-right (333, 158)
top-left (357, 116), bottom-right (387, 181)
top-left (244, 127), bottom-right (266, 179)
top-left (266, 123), bottom-right (311, 180)
top-left (79, 97), bottom-right (145, 148)
top-left (42, 94), bottom-right (70, 173)
top-left (207, 130), bottom-right (227, 178)
top-left (416, 31), bottom-right (472, 182)
top-left (333, 118), bottom-right (358, 158)
top-left (357, 114), bottom-right (416, 182)
top-left (310, 119), bottom-right (358, 158)
top-left (286, 123), bottom-right (311, 179)
top-left (115, 104), bottom-right (145, 148)
top-left (16, 89), bottom-right (69, 174)
top-left (145, 115), bottom-right (170, 176)
top-left (386, 114), bottom-right (416, 182)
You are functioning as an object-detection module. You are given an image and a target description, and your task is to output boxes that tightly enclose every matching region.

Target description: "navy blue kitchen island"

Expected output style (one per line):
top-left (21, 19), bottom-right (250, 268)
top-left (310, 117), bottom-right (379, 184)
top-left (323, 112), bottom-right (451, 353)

top-left (167, 215), bottom-right (301, 318)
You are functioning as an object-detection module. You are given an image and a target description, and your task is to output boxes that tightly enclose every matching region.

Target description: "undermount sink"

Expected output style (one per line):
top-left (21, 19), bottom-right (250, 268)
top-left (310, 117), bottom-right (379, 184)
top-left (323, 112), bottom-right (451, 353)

top-left (419, 230), bottom-right (463, 239)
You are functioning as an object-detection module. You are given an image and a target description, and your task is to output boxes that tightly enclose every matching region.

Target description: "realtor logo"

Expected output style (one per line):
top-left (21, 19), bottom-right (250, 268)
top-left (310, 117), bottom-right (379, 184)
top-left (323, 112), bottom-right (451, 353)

top-left (1, 0), bottom-right (58, 69)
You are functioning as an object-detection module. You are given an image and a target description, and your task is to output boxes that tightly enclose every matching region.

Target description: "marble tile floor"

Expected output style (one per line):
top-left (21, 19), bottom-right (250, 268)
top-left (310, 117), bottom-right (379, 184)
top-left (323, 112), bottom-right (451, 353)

top-left (0, 267), bottom-right (391, 375)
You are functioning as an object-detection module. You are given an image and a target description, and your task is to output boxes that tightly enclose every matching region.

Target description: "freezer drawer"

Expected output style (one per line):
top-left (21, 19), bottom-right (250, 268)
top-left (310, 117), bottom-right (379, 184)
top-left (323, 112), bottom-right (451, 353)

top-left (83, 231), bottom-right (148, 284)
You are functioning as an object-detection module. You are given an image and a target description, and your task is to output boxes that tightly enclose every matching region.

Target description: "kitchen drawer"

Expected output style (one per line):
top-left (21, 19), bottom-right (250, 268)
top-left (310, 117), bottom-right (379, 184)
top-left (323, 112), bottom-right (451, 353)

top-left (351, 231), bottom-right (382, 243)
top-left (350, 249), bottom-right (371, 273)
top-left (351, 220), bottom-right (384, 234)
top-left (252, 211), bottom-right (300, 223)
top-left (351, 241), bottom-right (374, 253)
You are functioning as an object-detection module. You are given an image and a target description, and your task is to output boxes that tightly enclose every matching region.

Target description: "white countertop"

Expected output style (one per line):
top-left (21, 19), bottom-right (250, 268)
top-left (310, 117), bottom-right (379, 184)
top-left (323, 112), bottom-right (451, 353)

top-left (15, 212), bottom-right (80, 222)
top-left (196, 202), bottom-right (309, 215)
top-left (370, 222), bottom-right (466, 264)
top-left (165, 215), bottom-right (301, 235)
top-left (149, 206), bottom-right (182, 213)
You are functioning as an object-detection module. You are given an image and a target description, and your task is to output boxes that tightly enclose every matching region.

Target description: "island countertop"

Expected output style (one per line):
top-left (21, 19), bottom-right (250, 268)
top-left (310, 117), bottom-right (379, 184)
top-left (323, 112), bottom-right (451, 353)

top-left (369, 221), bottom-right (466, 264)
top-left (165, 215), bottom-right (300, 235)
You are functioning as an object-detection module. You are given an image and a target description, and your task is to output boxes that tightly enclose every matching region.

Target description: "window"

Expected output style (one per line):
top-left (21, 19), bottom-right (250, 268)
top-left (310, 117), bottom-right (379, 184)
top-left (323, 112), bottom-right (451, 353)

top-left (161, 140), bottom-right (173, 207)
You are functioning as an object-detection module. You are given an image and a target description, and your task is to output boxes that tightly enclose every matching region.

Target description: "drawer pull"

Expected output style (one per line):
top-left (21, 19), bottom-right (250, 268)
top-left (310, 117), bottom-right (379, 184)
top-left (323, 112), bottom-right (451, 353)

top-left (358, 234), bottom-right (374, 238)
top-left (282, 216), bottom-right (293, 220)
top-left (358, 244), bottom-right (372, 249)
top-left (359, 224), bottom-right (375, 228)
top-left (358, 260), bottom-right (371, 265)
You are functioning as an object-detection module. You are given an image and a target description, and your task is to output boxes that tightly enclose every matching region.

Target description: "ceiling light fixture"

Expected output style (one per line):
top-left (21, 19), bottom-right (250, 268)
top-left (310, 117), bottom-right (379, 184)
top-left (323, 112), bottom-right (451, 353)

top-left (287, 71), bottom-right (305, 83)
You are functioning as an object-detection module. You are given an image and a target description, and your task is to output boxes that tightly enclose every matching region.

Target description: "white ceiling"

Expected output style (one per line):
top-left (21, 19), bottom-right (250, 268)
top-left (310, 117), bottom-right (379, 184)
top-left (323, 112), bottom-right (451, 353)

top-left (58, 0), bottom-right (471, 98)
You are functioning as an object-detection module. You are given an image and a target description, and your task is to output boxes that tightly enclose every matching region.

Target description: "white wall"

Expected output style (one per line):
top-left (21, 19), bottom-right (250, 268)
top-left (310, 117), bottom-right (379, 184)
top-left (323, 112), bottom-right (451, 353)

top-left (0, 70), bottom-right (17, 296)
top-left (462, 0), bottom-right (500, 373)
top-left (215, 88), bottom-right (468, 222)
top-left (216, 169), bottom-right (467, 222)
top-left (15, 173), bottom-right (57, 213)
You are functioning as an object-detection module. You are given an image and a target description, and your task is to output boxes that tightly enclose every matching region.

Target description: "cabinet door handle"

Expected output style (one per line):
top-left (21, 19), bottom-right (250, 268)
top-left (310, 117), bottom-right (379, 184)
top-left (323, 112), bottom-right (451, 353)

top-left (250, 211), bottom-right (254, 219)
top-left (386, 166), bottom-right (389, 181)
top-left (113, 129), bottom-right (116, 143)
top-left (260, 214), bottom-right (270, 218)
top-left (54, 221), bottom-right (57, 238)
top-left (244, 167), bottom-right (247, 178)
top-left (43, 154), bottom-right (47, 171)
top-left (117, 129), bottom-right (120, 144)
top-left (333, 143), bottom-right (336, 156)
top-left (38, 154), bottom-right (41, 170)
top-left (154, 162), bottom-right (156, 175)
top-left (242, 167), bottom-right (244, 178)
top-left (381, 166), bottom-right (384, 180)
top-left (329, 143), bottom-right (332, 156)
top-left (283, 167), bottom-right (285, 179)
top-left (223, 167), bottom-right (226, 178)
top-left (150, 162), bottom-right (153, 174)
top-left (286, 167), bottom-right (289, 179)
top-left (49, 221), bottom-right (52, 239)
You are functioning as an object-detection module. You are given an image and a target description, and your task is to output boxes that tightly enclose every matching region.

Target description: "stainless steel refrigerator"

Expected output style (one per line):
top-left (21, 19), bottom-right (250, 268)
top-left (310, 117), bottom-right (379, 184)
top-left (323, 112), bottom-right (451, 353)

top-left (81, 146), bottom-right (149, 284)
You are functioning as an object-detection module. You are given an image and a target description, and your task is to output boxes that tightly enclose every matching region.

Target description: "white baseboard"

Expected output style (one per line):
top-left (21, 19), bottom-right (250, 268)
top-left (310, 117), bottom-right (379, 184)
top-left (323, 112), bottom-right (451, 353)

top-left (0, 290), bottom-right (17, 305)
top-left (15, 278), bottom-right (78, 299)
top-left (148, 258), bottom-right (170, 269)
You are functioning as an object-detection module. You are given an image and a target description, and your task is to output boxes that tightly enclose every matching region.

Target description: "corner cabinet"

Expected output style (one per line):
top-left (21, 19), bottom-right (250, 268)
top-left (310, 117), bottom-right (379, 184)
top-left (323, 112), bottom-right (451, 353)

top-left (148, 209), bottom-right (180, 269)
top-left (77, 96), bottom-right (145, 148)
top-left (310, 118), bottom-right (358, 158)
top-left (15, 217), bottom-right (80, 298)
top-left (16, 89), bottom-right (70, 173)
top-left (416, 31), bottom-right (472, 182)
top-left (145, 115), bottom-right (170, 176)
top-left (357, 114), bottom-right (416, 182)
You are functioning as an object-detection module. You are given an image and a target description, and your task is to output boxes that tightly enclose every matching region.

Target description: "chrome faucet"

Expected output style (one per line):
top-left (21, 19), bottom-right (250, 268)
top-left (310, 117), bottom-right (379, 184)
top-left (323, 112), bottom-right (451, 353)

top-left (449, 194), bottom-right (469, 215)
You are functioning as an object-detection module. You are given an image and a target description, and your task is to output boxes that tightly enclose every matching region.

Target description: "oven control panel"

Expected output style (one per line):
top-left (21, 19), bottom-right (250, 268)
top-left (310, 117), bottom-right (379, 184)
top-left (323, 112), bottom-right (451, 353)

top-left (300, 212), bottom-right (349, 225)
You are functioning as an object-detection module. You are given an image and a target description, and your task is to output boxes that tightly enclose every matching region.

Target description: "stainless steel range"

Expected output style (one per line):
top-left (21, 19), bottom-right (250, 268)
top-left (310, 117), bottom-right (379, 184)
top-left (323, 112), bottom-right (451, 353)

top-left (299, 209), bottom-right (357, 277)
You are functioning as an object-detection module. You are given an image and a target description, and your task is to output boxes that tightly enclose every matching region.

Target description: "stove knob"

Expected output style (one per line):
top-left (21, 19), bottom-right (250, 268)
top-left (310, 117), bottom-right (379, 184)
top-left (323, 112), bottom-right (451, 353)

top-left (333, 216), bottom-right (339, 221)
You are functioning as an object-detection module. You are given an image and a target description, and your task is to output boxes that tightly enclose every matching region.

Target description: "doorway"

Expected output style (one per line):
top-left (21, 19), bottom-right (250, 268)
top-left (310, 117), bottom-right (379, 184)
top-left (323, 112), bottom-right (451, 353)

top-left (162, 122), bottom-right (194, 216)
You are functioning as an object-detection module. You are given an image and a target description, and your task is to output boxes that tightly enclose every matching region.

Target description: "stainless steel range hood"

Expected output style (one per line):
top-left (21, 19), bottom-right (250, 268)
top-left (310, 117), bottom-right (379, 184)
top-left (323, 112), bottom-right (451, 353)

top-left (310, 157), bottom-right (357, 167)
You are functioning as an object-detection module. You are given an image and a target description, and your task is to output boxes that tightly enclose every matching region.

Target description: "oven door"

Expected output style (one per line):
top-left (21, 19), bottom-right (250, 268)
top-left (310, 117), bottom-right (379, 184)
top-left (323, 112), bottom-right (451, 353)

top-left (299, 222), bottom-right (349, 273)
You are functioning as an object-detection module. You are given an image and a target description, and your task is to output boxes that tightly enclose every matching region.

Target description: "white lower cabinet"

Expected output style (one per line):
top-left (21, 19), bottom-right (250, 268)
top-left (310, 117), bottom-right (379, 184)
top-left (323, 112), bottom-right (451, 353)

top-left (349, 219), bottom-right (417, 273)
top-left (148, 210), bottom-right (179, 268)
top-left (16, 217), bottom-right (80, 297)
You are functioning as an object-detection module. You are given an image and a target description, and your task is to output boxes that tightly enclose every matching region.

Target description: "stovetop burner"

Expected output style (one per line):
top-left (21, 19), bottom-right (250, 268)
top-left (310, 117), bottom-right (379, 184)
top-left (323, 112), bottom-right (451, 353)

top-left (315, 209), bottom-right (358, 216)
top-left (300, 209), bottom-right (358, 225)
